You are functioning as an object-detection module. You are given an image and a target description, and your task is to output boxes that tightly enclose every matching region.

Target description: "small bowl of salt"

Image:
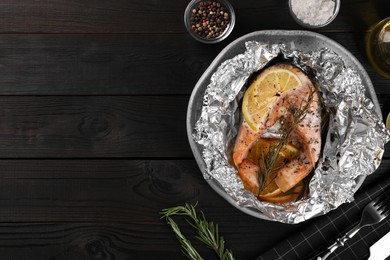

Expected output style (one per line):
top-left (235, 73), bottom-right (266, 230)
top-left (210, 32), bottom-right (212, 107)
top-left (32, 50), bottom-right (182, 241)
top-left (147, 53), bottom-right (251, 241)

top-left (289, 0), bottom-right (340, 29)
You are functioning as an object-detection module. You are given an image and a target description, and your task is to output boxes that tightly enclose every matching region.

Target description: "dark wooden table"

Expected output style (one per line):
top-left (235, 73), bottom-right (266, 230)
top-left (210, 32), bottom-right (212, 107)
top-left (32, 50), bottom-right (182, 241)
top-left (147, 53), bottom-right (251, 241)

top-left (0, 0), bottom-right (389, 259)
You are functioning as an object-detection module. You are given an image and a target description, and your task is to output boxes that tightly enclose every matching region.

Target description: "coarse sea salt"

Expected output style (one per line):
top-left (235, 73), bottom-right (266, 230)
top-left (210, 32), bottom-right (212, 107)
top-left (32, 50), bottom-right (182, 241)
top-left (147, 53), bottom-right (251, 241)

top-left (291, 0), bottom-right (336, 26)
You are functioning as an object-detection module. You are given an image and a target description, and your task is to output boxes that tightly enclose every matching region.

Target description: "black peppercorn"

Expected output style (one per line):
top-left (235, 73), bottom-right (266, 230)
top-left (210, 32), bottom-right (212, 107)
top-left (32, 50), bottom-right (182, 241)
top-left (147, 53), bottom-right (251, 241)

top-left (189, 1), bottom-right (231, 39)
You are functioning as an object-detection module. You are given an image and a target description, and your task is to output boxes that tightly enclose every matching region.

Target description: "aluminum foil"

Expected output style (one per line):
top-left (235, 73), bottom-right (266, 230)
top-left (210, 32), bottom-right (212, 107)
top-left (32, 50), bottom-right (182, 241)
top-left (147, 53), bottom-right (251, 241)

top-left (193, 41), bottom-right (390, 223)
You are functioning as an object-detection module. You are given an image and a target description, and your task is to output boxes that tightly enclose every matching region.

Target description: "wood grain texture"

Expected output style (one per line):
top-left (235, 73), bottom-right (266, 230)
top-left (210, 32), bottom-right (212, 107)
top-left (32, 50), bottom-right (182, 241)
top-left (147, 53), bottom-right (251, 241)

top-left (0, 34), bottom-right (221, 95)
top-left (0, 32), bottom-right (388, 95)
top-left (0, 158), bottom-right (387, 259)
top-left (0, 0), bottom-right (388, 259)
top-left (0, 159), bottom-right (305, 260)
top-left (0, 159), bottom-right (387, 222)
top-left (0, 96), bottom-right (191, 158)
top-left (0, 223), bottom-right (211, 260)
top-left (0, 160), bottom-right (206, 222)
top-left (0, 223), bottom-right (285, 260)
top-left (0, 0), bottom-right (387, 33)
top-left (0, 0), bottom-right (187, 34)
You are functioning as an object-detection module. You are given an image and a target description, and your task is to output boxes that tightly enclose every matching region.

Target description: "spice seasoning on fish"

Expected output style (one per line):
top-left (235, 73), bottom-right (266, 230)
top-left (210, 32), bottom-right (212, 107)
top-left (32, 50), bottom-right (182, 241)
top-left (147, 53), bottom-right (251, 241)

top-left (258, 87), bottom-right (317, 193)
top-left (190, 1), bottom-right (230, 39)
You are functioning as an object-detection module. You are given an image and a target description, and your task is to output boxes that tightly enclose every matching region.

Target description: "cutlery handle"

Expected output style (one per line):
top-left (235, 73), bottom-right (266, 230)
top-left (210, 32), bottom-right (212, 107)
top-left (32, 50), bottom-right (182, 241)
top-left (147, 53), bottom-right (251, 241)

top-left (317, 224), bottom-right (360, 260)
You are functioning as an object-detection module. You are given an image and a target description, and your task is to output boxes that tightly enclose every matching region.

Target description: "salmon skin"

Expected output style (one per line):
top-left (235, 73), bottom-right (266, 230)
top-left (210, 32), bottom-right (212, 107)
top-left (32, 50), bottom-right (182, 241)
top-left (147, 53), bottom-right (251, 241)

top-left (233, 64), bottom-right (321, 197)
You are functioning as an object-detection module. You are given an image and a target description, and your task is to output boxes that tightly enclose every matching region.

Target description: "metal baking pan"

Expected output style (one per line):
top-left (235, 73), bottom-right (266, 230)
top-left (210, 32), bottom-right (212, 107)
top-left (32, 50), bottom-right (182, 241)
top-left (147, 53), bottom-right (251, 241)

top-left (186, 30), bottom-right (380, 219)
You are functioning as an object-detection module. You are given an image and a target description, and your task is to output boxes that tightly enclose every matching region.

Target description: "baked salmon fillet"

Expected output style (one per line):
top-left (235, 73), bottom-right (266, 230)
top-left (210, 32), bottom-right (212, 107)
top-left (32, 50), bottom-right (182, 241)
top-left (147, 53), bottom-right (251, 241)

top-left (233, 63), bottom-right (321, 203)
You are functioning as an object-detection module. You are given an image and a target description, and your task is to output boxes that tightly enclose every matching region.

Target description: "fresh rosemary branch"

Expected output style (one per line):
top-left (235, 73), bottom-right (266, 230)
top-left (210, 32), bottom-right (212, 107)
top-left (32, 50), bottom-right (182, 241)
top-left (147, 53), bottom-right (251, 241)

top-left (160, 203), bottom-right (235, 260)
top-left (258, 87), bottom-right (316, 193)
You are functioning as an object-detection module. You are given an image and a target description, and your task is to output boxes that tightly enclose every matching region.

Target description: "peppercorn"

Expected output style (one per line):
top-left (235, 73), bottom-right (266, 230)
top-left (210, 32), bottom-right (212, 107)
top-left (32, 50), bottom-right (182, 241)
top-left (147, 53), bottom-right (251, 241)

top-left (189, 0), bottom-right (230, 40)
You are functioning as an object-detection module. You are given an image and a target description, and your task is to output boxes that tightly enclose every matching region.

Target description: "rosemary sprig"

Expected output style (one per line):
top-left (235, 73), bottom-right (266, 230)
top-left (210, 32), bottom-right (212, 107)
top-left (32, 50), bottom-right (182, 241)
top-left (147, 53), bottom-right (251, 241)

top-left (166, 217), bottom-right (203, 260)
top-left (258, 87), bottom-right (316, 193)
top-left (160, 203), bottom-right (235, 260)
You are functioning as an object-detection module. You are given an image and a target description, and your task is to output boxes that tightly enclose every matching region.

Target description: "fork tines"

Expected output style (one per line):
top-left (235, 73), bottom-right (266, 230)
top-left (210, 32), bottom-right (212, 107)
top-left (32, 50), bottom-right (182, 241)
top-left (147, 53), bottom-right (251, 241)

top-left (373, 193), bottom-right (390, 217)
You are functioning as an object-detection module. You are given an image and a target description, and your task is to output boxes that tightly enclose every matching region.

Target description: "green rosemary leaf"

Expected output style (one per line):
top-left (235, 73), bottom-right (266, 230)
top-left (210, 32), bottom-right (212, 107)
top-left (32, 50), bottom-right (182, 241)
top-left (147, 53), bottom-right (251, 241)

top-left (160, 203), bottom-right (235, 260)
top-left (165, 216), bottom-right (203, 260)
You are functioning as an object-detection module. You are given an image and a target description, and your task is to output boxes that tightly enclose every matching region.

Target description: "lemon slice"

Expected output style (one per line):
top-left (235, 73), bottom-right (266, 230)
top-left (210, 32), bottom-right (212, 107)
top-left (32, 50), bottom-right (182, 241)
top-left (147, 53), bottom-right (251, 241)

top-left (257, 143), bottom-right (299, 199)
top-left (242, 66), bottom-right (303, 131)
top-left (279, 143), bottom-right (299, 160)
top-left (259, 181), bottom-right (304, 203)
top-left (258, 179), bottom-right (282, 198)
top-left (386, 112), bottom-right (390, 130)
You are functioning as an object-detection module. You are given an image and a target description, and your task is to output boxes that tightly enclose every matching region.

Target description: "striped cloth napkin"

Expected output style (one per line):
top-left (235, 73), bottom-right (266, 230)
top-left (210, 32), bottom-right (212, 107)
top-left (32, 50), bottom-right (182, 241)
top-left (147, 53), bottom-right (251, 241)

top-left (256, 173), bottom-right (390, 260)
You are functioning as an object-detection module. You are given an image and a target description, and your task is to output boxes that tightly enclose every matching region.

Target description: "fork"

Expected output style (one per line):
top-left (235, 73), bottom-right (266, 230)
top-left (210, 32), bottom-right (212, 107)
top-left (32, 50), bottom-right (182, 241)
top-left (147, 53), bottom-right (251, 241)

top-left (317, 191), bottom-right (390, 260)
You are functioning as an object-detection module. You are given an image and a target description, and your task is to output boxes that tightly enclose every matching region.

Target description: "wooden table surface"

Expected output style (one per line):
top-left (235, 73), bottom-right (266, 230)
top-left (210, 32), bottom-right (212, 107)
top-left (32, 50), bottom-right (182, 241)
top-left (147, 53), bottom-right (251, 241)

top-left (0, 0), bottom-right (389, 259)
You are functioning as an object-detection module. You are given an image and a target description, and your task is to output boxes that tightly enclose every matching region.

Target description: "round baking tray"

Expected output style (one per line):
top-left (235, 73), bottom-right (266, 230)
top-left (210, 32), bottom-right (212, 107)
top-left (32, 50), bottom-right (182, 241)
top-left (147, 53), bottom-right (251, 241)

top-left (186, 30), bottom-right (380, 220)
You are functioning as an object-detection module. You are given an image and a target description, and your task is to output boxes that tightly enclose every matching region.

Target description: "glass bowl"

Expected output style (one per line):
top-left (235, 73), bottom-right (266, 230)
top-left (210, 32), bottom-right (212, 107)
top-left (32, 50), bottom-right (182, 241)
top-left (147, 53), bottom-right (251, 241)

top-left (366, 17), bottom-right (390, 78)
top-left (289, 0), bottom-right (340, 29)
top-left (184, 0), bottom-right (235, 44)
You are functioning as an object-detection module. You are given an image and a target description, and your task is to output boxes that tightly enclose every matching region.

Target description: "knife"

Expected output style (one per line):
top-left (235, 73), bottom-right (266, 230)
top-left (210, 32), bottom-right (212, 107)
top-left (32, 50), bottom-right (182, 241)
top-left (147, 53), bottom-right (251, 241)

top-left (368, 231), bottom-right (390, 260)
